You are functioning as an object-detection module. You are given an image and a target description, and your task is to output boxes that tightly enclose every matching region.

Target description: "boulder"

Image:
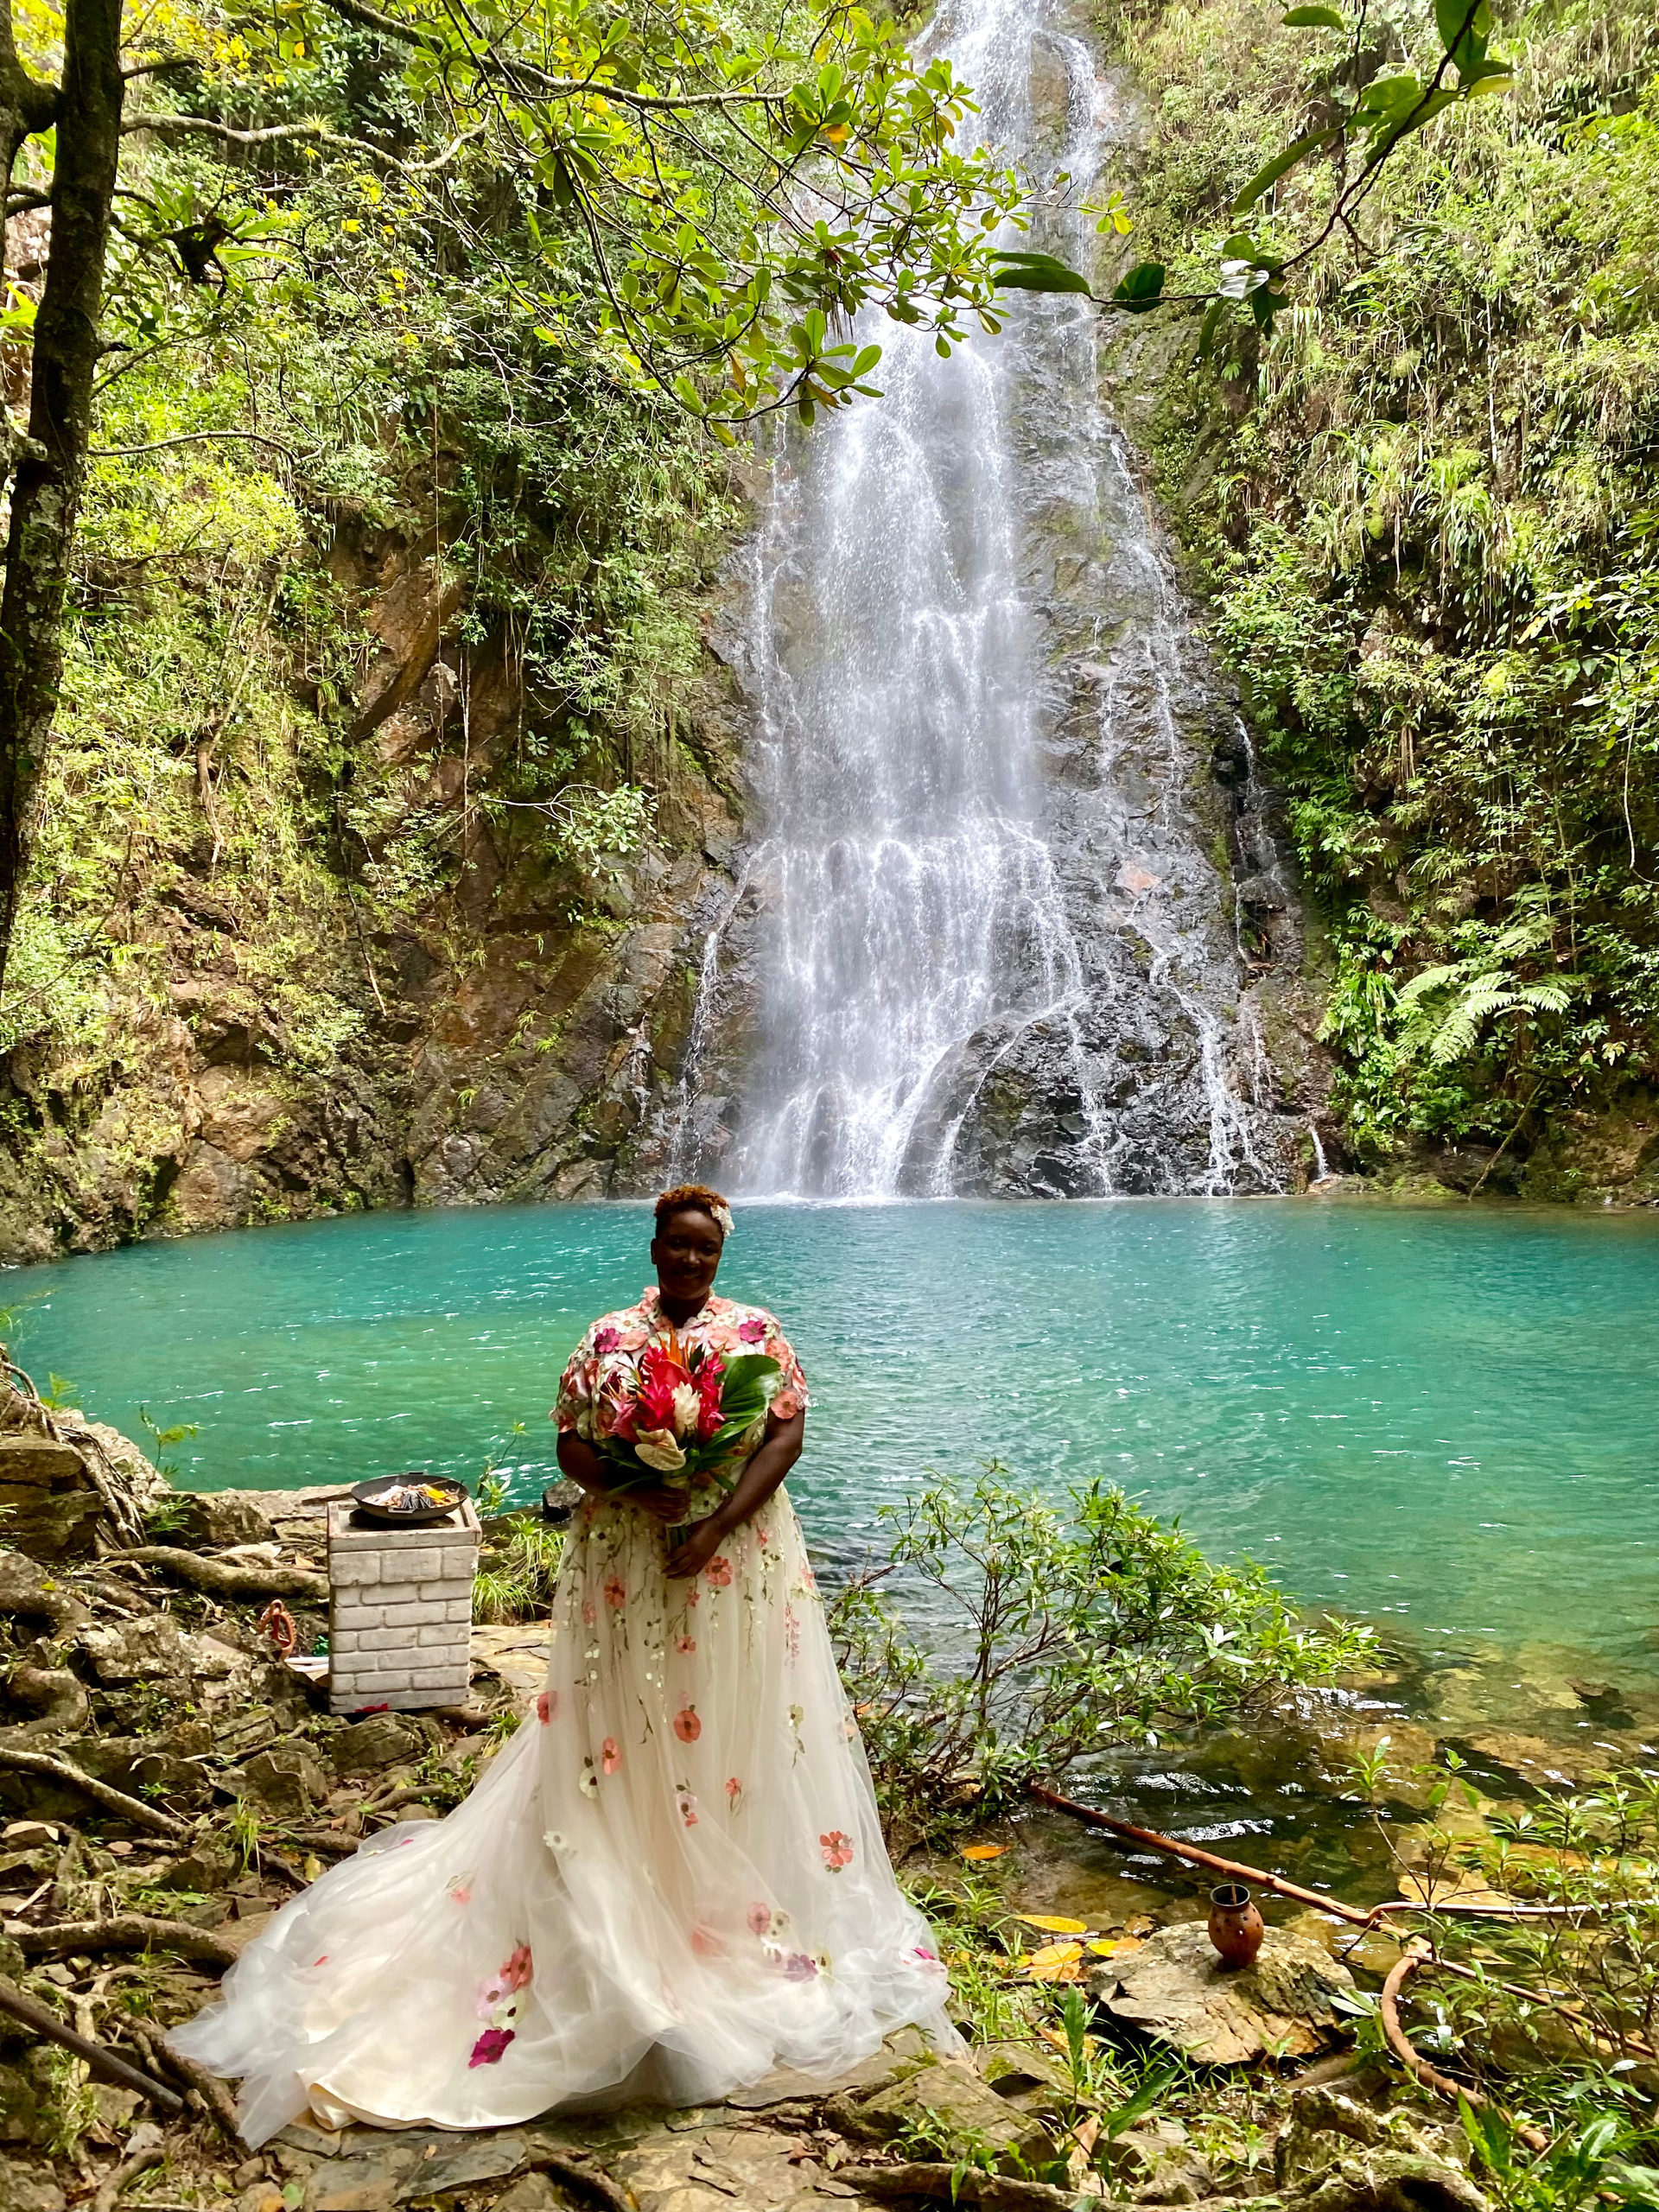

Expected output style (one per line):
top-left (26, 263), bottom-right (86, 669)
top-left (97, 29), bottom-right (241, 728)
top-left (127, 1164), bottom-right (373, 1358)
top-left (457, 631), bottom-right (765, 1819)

top-left (0, 2060), bottom-right (48, 2146)
top-left (829, 2052), bottom-right (1054, 2167)
top-left (0, 2151), bottom-right (66, 2212)
top-left (1277, 2088), bottom-right (1471, 2193)
top-left (329, 1713), bottom-right (428, 1777)
top-left (0, 1433), bottom-right (101, 1561)
top-left (168, 1490), bottom-right (276, 1548)
top-left (241, 1744), bottom-right (332, 1818)
top-left (157, 1843), bottom-right (238, 1894)
top-left (0, 1551), bottom-right (90, 1632)
top-left (1099, 2118), bottom-right (1214, 2201)
top-left (1288, 2148), bottom-right (1490, 2212)
top-left (80, 1617), bottom-right (251, 1697)
top-left (1088, 1919), bottom-right (1355, 2064)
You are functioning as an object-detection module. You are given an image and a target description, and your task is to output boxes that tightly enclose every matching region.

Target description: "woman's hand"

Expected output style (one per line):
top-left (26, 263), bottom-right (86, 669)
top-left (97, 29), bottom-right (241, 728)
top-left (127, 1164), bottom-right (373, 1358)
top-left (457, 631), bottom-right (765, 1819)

top-left (664, 1516), bottom-right (728, 1580)
top-left (627, 1484), bottom-right (690, 1522)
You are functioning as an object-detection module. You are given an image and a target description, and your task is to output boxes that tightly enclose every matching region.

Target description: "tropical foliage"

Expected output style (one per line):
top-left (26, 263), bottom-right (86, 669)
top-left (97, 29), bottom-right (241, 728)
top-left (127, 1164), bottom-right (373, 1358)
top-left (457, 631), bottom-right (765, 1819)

top-left (827, 1465), bottom-right (1376, 1840)
top-left (1104, 0), bottom-right (1659, 1179)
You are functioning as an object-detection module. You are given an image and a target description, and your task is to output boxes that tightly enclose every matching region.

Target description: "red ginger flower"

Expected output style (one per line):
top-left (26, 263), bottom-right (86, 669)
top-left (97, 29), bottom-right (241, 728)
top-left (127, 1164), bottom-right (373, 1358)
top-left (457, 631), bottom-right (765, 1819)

top-left (694, 1353), bottom-right (726, 1440)
top-left (638, 1343), bottom-right (692, 1432)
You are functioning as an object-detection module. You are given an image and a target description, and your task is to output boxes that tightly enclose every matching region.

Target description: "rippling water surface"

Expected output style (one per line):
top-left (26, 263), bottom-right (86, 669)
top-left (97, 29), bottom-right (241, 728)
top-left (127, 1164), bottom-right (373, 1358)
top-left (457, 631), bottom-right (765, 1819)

top-left (11, 1199), bottom-right (1659, 1672)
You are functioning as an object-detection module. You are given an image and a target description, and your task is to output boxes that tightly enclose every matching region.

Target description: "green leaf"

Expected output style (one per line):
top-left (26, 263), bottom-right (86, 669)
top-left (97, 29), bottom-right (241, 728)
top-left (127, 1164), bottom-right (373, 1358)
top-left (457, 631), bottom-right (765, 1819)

top-left (1196, 297), bottom-right (1225, 360)
top-left (1111, 261), bottom-right (1166, 313)
top-left (991, 250), bottom-right (1093, 296)
top-left (1281, 5), bottom-right (1345, 23)
top-left (1231, 125), bottom-right (1341, 214)
top-left (1434, 0), bottom-right (1491, 63)
top-left (1103, 2063), bottom-right (1180, 2139)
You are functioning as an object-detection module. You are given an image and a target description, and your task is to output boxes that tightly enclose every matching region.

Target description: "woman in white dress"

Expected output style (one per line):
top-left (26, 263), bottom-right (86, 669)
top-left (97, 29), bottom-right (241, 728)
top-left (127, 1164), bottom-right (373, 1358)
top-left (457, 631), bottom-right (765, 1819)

top-left (172, 1185), bottom-right (951, 2145)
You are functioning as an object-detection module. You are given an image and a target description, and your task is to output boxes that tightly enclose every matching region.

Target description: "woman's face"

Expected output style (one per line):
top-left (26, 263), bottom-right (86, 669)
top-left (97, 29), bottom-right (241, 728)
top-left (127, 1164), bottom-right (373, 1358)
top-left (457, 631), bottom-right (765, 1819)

top-left (651, 1207), bottom-right (725, 1306)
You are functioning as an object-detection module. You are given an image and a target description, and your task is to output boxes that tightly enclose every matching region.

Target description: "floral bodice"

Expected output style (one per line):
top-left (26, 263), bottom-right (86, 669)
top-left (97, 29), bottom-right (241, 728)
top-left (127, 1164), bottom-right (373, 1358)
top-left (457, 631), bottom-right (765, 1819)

top-left (554, 1287), bottom-right (810, 1450)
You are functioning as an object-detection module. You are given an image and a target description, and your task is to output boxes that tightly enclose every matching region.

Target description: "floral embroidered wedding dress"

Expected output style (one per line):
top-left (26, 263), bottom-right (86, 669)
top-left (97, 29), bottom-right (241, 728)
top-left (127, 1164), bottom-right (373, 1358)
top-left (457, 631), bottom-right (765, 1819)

top-left (172, 1288), bottom-right (951, 2145)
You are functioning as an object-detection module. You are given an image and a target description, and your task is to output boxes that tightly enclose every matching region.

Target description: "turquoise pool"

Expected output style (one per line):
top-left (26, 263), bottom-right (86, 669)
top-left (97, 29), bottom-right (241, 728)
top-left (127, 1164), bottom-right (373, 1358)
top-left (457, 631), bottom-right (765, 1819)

top-left (10, 1198), bottom-right (1659, 1675)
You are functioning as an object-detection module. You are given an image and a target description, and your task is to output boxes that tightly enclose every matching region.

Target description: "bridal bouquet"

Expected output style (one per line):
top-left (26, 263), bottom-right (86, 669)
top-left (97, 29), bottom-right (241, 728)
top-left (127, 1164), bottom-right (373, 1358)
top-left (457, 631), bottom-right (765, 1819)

top-left (592, 1340), bottom-right (781, 1507)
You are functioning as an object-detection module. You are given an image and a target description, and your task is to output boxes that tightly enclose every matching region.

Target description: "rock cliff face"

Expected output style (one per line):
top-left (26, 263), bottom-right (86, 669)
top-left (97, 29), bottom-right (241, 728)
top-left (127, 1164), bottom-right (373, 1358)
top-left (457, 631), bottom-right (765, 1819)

top-left (0, 529), bottom-right (749, 1263)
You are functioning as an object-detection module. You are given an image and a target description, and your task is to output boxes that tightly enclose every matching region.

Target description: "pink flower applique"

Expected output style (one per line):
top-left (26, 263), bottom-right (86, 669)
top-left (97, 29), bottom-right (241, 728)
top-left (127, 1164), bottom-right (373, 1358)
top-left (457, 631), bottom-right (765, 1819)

top-left (674, 1705), bottom-right (701, 1743)
top-left (738, 1318), bottom-right (766, 1344)
top-left (704, 1555), bottom-right (732, 1588)
top-left (747, 1901), bottom-right (773, 1936)
top-left (725, 1776), bottom-right (742, 1808)
top-left (603, 1573), bottom-right (626, 1611)
top-left (449, 1885), bottom-right (472, 1907)
top-left (469, 2027), bottom-right (515, 2068)
top-left (502, 1944), bottom-right (533, 1991)
top-left (593, 1325), bottom-right (620, 1355)
top-left (475, 1974), bottom-right (511, 2019)
top-left (754, 1522), bottom-right (770, 1550)
top-left (685, 1584), bottom-right (700, 1608)
top-left (674, 1633), bottom-right (696, 1655)
top-left (582, 1599), bottom-right (596, 1627)
top-left (677, 1789), bottom-right (699, 1827)
top-left (537, 1689), bottom-right (557, 1726)
top-left (602, 1737), bottom-right (621, 1776)
top-left (821, 1830), bottom-right (854, 1872)
top-left (780, 1951), bottom-right (819, 1982)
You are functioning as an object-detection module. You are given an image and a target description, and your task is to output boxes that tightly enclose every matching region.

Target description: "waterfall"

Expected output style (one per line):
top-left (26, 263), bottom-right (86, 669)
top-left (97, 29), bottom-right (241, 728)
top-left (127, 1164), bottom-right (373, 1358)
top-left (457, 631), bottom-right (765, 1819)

top-left (668, 0), bottom-right (1307, 1200)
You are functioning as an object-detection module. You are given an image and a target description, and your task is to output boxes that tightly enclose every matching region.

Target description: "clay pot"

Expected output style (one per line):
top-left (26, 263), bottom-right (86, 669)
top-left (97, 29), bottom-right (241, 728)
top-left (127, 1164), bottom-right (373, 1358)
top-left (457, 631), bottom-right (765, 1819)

top-left (1207, 1881), bottom-right (1264, 1969)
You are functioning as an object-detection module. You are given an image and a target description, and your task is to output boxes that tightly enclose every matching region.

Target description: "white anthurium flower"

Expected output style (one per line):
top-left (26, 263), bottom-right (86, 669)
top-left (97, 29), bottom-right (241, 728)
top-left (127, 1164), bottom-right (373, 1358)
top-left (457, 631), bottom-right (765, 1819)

top-left (636, 1427), bottom-right (687, 1473)
top-left (671, 1384), bottom-right (702, 1436)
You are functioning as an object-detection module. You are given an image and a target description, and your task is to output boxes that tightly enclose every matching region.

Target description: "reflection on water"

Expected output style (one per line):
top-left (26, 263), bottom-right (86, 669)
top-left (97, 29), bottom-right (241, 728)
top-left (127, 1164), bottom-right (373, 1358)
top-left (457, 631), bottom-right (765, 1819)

top-left (12, 1198), bottom-right (1659, 1694)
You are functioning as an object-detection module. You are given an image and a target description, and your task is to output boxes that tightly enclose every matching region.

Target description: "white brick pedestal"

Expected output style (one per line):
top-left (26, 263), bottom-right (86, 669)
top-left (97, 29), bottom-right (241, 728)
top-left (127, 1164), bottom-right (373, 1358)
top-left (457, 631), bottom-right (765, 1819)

top-left (327, 1498), bottom-right (480, 1714)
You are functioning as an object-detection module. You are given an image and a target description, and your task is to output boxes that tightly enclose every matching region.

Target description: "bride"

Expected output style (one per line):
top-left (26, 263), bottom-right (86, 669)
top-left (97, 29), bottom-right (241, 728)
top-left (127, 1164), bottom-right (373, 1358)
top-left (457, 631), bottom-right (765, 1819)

top-left (172, 1184), bottom-right (952, 2145)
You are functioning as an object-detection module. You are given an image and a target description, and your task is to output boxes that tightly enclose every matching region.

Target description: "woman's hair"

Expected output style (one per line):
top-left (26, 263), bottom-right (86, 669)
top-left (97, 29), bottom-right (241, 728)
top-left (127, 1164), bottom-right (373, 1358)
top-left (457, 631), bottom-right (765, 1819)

top-left (653, 1183), bottom-right (731, 1236)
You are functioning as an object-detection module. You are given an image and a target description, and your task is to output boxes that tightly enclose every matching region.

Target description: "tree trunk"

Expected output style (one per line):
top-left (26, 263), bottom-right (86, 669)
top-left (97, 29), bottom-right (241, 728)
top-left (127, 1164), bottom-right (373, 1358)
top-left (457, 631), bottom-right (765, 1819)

top-left (0, 0), bottom-right (117, 1001)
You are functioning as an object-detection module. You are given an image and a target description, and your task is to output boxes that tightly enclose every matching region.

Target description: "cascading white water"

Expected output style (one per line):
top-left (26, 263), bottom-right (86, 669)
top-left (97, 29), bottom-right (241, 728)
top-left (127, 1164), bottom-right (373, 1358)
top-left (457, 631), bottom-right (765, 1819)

top-left (669, 0), bottom-right (1308, 1198)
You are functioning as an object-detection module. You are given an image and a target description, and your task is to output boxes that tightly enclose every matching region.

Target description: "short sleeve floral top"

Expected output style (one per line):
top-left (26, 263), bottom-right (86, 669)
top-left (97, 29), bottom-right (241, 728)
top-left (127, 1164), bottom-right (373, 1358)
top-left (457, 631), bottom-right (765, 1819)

top-left (554, 1287), bottom-right (810, 1443)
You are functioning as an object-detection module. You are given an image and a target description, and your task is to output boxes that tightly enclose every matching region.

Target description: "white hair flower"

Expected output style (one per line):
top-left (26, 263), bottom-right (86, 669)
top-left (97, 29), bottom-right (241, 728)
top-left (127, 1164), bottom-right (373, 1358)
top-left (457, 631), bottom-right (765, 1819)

top-left (711, 1203), bottom-right (734, 1238)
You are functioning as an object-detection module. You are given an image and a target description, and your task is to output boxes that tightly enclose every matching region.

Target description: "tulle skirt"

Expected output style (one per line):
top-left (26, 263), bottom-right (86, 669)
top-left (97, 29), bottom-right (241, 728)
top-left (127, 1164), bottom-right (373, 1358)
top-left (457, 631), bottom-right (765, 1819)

top-left (171, 1487), bottom-right (953, 2145)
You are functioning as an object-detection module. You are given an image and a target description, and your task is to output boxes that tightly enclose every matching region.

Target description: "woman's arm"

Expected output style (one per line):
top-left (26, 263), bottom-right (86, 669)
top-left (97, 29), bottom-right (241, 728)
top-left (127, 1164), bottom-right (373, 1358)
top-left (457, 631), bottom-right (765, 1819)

top-left (555, 1430), bottom-right (685, 1522)
top-left (662, 1408), bottom-right (805, 1579)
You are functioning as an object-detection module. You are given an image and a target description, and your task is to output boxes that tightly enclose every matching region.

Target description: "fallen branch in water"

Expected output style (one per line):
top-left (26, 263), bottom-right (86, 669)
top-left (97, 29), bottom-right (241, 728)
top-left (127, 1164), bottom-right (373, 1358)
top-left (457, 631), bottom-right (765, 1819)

top-left (0, 1975), bottom-right (183, 2114)
top-left (115, 1544), bottom-right (328, 1601)
top-left (1028, 1783), bottom-right (1376, 1925)
top-left (1381, 1950), bottom-right (1548, 2153)
top-left (0, 1745), bottom-right (188, 1837)
top-left (1371, 1896), bottom-right (1601, 1921)
top-left (10, 1913), bottom-right (239, 1968)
